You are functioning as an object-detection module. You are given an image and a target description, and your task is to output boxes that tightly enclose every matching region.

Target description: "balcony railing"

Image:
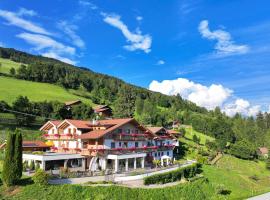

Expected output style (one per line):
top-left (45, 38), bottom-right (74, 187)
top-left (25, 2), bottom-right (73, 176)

top-left (112, 133), bottom-right (149, 141)
top-left (43, 134), bottom-right (78, 140)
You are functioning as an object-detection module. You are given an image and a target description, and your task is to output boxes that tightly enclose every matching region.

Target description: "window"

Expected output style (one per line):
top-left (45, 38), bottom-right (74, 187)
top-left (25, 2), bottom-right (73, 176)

top-left (73, 128), bottom-right (76, 134)
top-left (135, 129), bottom-right (139, 134)
top-left (158, 152), bottom-right (160, 156)
top-left (155, 153), bottom-right (157, 157)
top-left (125, 129), bottom-right (130, 134)
top-left (167, 151), bottom-right (169, 156)
top-left (135, 142), bottom-right (138, 147)
top-left (119, 142), bottom-right (121, 147)
top-left (52, 129), bottom-right (55, 134)
top-left (111, 142), bottom-right (115, 149)
top-left (167, 141), bottom-right (169, 145)
top-left (118, 129), bottom-right (122, 134)
top-left (161, 152), bottom-right (164, 156)
top-left (68, 128), bottom-right (71, 134)
top-left (124, 142), bottom-right (128, 148)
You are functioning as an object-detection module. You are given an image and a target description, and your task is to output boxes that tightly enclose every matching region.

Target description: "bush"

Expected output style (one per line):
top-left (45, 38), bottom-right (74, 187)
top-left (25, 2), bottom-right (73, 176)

top-left (35, 162), bottom-right (40, 171)
top-left (144, 163), bottom-right (199, 185)
top-left (32, 169), bottom-right (49, 185)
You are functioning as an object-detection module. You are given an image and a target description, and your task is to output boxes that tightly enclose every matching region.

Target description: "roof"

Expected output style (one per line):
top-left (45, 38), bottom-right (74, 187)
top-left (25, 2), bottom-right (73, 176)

top-left (167, 130), bottom-right (180, 135)
top-left (258, 147), bottom-right (268, 155)
top-left (147, 127), bottom-right (164, 134)
top-left (62, 119), bottom-right (91, 129)
top-left (40, 120), bottom-right (61, 131)
top-left (23, 141), bottom-right (51, 148)
top-left (65, 100), bottom-right (82, 106)
top-left (78, 118), bottom-right (143, 139)
top-left (93, 105), bottom-right (112, 113)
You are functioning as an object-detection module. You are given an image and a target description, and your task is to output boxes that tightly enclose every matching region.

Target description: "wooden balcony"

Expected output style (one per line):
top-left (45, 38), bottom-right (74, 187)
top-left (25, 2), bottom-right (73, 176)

top-left (43, 134), bottom-right (77, 140)
top-left (112, 133), bottom-right (149, 141)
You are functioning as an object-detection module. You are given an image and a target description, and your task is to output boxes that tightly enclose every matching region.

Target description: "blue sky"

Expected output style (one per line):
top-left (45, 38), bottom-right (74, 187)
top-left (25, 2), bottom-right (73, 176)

top-left (1, 0), bottom-right (270, 116)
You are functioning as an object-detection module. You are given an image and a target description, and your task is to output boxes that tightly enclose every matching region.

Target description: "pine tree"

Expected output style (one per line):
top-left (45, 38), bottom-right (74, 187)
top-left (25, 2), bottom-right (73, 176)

top-left (14, 129), bottom-right (23, 182)
top-left (2, 133), bottom-right (16, 187)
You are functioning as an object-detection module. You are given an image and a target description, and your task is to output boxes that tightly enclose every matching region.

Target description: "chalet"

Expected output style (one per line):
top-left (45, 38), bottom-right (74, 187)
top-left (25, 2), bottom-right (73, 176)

top-left (93, 105), bottom-right (112, 118)
top-left (257, 147), bottom-right (268, 158)
top-left (0, 140), bottom-right (52, 152)
top-left (24, 118), bottom-right (177, 173)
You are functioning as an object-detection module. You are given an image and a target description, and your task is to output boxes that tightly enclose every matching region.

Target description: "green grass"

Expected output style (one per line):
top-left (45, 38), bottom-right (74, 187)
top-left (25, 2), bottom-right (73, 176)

top-left (0, 76), bottom-right (93, 105)
top-left (203, 155), bottom-right (270, 199)
top-left (0, 58), bottom-right (22, 74)
top-left (184, 127), bottom-right (215, 145)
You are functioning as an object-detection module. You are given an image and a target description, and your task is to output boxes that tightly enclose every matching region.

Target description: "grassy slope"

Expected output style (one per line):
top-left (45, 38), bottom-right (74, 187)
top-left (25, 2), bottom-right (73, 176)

top-left (0, 58), bottom-right (22, 74)
top-left (184, 127), bottom-right (215, 145)
top-left (0, 76), bottom-right (93, 105)
top-left (203, 155), bottom-right (270, 199)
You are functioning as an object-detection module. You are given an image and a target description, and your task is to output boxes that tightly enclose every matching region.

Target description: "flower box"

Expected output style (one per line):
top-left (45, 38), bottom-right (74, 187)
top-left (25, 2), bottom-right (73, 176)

top-left (63, 147), bottom-right (69, 151)
top-left (54, 134), bottom-right (60, 138)
top-left (43, 134), bottom-right (49, 137)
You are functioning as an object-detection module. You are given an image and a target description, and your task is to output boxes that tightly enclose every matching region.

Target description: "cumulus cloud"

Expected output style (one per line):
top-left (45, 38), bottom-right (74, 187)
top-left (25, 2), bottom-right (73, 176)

top-left (16, 32), bottom-right (76, 64)
top-left (198, 20), bottom-right (249, 56)
top-left (149, 78), bottom-right (232, 110)
top-left (57, 21), bottom-right (85, 49)
top-left (157, 60), bottom-right (165, 65)
top-left (149, 77), bottom-right (261, 116)
top-left (102, 13), bottom-right (152, 53)
top-left (0, 9), bottom-right (50, 35)
top-left (222, 98), bottom-right (260, 117)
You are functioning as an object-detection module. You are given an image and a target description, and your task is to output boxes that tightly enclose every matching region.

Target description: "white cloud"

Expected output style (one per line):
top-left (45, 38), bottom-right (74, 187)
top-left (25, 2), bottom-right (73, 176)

top-left (157, 60), bottom-right (165, 65)
top-left (0, 42), bottom-right (4, 47)
top-left (149, 77), bottom-right (261, 116)
top-left (149, 78), bottom-right (232, 110)
top-left (0, 9), bottom-right (50, 35)
top-left (102, 13), bottom-right (152, 53)
top-left (136, 16), bottom-right (143, 21)
top-left (79, 1), bottom-right (98, 9)
top-left (222, 98), bottom-right (260, 117)
top-left (16, 32), bottom-right (75, 55)
top-left (198, 20), bottom-right (249, 56)
top-left (16, 32), bottom-right (76, 64)
top-left (17, 7), bottom-right (37, 17)
top-left (42, 51), bottom-right (76, 65)
top-left (57, 21), bottom-right (85, 49)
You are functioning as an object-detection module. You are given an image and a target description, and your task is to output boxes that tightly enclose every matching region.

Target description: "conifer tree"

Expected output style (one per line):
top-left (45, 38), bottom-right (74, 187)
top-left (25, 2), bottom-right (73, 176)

top-left (14, 129), bottom-right (23, 182)
top-left (2, 133), bottom-right (16, 186)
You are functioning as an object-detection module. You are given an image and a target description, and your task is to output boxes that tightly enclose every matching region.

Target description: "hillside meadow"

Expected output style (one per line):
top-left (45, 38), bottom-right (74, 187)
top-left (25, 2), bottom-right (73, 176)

top-left (0, 58), bottom-right (21, 74)
top-left (0, 76), bottom-right (93, 105)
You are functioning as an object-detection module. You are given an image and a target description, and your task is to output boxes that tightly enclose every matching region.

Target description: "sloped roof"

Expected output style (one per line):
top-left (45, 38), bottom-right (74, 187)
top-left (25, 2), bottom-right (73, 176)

top-left (167, 130), bottom-right (180, 135)
top-left (40, 120), bottom-right (61, 131)
top-left (65, 100), bottom-right (82, 106)
top-left (258, 147), bottom-right (268, 155)
top-left (77, 118), bottom-right (143, 139)
top-left (147, 127), bottom-right (164, 134)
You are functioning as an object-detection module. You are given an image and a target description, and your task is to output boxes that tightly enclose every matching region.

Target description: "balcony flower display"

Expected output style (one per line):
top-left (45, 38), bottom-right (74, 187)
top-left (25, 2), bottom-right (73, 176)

top-left (74, 148), bottom-right (81, 152)
top-left (113, 147), bottom-right (123, 151)
top-left (54, 134), bottom-right (60, 138)
top-left (65, 133), bottom-right (73, 137)
top-left (63, 147), bottom-right (69, 151)
top-left (43, 134), bottom-right (49, 137)
top-left (51, 146), bottom-right (58, 151)
top-left (129, 147), bottom-right (136, 151)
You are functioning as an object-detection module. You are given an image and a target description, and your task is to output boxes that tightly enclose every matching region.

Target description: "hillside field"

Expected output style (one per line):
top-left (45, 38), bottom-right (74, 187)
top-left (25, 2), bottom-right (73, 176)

top-left (0, 76), bottom-right (93, 105)
top-left (184, 126), bottom-right (215, 145)
top-left (0, 57), bottom-right (21, 74)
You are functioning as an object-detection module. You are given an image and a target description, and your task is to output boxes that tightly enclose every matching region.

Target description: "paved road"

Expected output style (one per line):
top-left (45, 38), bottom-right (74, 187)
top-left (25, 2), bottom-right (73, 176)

top-left (247, 192), bottom-right (270, 200)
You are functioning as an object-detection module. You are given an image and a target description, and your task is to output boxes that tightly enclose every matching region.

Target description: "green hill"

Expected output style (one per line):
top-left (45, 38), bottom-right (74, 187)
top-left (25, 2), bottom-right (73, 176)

top-left (0, 57), bottom-right (22, 74)
top-left (0, 76), bottom-right (93, 105)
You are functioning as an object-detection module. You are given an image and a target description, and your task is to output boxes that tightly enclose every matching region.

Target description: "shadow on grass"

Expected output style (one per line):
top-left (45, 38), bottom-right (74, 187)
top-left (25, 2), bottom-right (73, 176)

top-left (16, 177), bottom-right (33, 186)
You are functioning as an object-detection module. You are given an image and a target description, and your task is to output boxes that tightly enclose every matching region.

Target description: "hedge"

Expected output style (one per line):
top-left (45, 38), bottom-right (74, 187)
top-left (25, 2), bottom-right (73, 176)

top-left (144, 163), bottom-right (200, 185)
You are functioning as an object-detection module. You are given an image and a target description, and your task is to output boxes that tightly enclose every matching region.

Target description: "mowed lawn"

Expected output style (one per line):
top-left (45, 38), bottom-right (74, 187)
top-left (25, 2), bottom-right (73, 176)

top-left (0, 76), bottom-right (93, 105)
top-left (184, 127), bottom-right (215, 145)
top-left (0, 58), bottom-right (22, 74)
top-left (203, 155), bottom-right (270, 199)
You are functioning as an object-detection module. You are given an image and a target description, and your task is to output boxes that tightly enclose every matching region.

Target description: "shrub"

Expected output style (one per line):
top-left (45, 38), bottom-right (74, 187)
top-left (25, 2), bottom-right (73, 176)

top-left (144, 163), bottom-right (199, 185)
top-left (35, 162), bottom-right (40, 171)
top-left (32, 169), bottom-right (49, 185)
